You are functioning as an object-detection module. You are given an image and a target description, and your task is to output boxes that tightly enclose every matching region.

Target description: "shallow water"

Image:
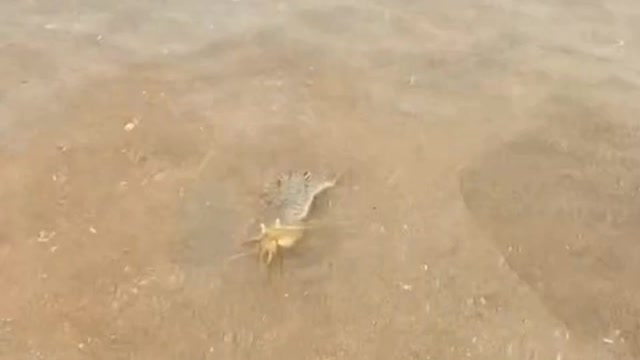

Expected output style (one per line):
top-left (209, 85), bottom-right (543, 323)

top-left (1, 0), bottom-right (640, 359)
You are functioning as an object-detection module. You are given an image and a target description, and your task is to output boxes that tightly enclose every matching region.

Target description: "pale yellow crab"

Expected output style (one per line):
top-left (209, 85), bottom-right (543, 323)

top-left (243, 218), bottom-right (307, 271)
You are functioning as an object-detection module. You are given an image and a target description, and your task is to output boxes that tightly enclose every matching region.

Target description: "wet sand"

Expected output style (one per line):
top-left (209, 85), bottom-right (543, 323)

top-left (1, 0), bottom-right (640, 359)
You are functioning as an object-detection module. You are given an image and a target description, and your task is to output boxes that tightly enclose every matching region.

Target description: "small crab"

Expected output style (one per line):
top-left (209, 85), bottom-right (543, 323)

top-left (241, 170), bottom-right (340, 275)
top-left (242, 218), bottom-right (307, 272)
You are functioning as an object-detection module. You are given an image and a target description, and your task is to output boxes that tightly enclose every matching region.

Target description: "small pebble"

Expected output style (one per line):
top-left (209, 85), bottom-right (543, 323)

top-left (124, 117), bottom-right (139, 132)
top-left (36, 231), bottom-right (56, 243)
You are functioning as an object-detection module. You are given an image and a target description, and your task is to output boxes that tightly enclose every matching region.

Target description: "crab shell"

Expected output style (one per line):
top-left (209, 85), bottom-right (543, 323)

top-left (243, 219), bottom-right (306, 266)
top-left (260, 220), bottom-right (305, 249)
